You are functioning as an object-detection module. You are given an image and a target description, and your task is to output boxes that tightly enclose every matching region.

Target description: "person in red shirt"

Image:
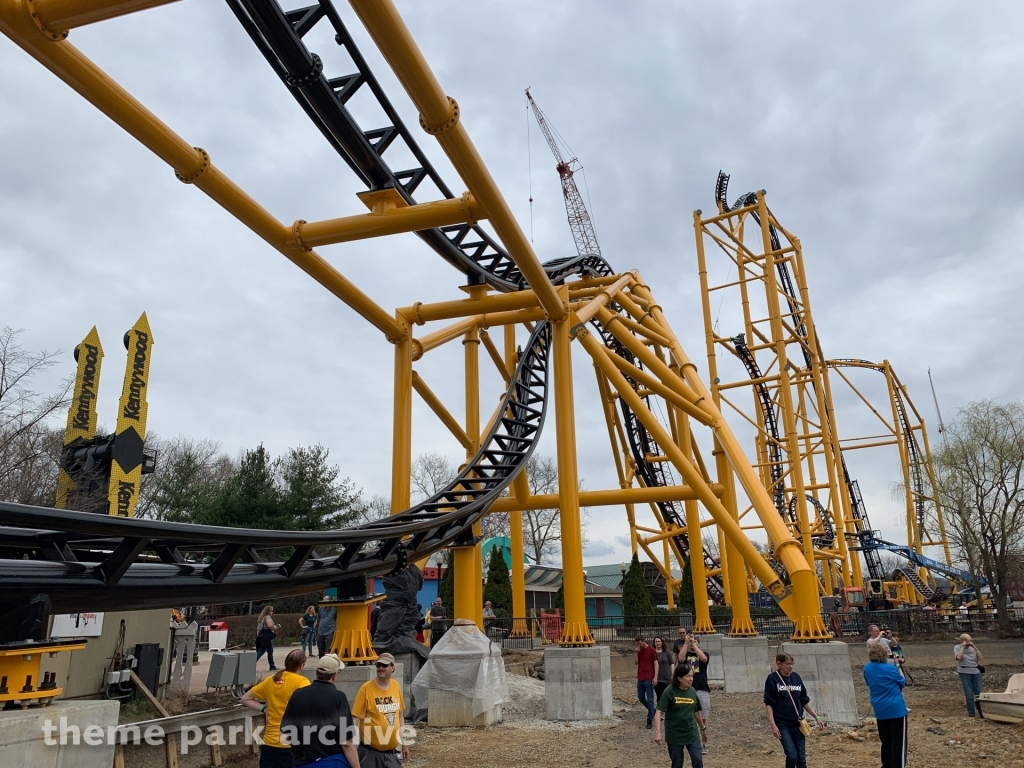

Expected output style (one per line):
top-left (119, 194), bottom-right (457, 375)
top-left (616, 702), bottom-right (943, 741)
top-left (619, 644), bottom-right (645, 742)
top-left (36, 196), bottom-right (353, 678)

top-left (635, 635), bottom-right (659, 729)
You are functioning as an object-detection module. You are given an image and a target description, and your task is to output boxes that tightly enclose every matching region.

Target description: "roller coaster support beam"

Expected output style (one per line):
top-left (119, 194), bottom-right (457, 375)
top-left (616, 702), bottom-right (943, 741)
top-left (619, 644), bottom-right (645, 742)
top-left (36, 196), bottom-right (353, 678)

top-left (754, 195), bottom-right (815, 569)
top-left (348, 0), bottom-right (566, 322)
top-left (465, 322), bottom-right (484, 629)
top-left (626, 277), bottom-right (829, 640)
top-left (552, 295), bottom-right (593, 645)
top-left (506, 325), bottom-right (529, 638)
top-left (411, 372), bottom-right (473, 452)
top-left (24, 0), bottom-right (179, 34)
top-left (0, 6), bottom-right (406, 343)
top-left (576, 325), bottom-right (798, 618)
top-left (679, 410), bottom-right (715, 633)
top-left (713, 440), bottom-right (756, 635)
top-left (391, 319), bottom-right (413, 511)
top-left (295, 193), bottom-right (487, 248)
top-left (487, 484), bottom-right (723, 513)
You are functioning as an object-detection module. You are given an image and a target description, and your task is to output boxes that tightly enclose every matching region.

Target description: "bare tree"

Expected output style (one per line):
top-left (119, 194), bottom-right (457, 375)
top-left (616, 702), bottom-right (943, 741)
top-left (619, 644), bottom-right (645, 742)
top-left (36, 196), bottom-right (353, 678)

top-left (0, 327), bottom-right (71, 505)
top-left (411, 450), bottom-right (458, 501)
top-left (930, 400), bottom-right (1024, 633)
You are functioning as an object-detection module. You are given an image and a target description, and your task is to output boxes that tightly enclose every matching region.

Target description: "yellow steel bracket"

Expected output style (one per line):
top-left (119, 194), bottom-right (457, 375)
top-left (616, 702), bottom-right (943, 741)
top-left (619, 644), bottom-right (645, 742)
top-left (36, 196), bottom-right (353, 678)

top-left (174, 147), bottom-right (210, 184)
top-left (0, 642), bottom-right (84, 705)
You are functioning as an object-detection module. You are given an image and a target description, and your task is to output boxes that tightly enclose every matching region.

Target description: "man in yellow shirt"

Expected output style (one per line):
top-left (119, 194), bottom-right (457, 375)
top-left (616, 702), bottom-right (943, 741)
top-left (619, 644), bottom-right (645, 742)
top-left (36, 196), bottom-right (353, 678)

top-left (351, 653), bottom-right (408, 768)
top-left (242, 649), bottom-right (311, 768)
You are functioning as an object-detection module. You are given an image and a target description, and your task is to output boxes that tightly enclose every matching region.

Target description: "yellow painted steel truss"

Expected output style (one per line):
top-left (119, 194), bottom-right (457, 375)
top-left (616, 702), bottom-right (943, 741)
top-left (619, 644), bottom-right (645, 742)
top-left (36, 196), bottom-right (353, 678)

top-left (0, 0), bottom-right (840, 642)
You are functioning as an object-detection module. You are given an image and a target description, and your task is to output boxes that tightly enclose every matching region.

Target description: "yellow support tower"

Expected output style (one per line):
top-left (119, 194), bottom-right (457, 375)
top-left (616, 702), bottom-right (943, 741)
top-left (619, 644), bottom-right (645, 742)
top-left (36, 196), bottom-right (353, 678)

top-left (107, 312), bottom-right (154, 517)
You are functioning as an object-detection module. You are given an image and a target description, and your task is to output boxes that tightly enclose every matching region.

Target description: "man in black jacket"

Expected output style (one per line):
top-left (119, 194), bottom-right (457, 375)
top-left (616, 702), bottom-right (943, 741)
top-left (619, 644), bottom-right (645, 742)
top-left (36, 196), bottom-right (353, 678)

top-left (280, 654), bottom-right (360, 768)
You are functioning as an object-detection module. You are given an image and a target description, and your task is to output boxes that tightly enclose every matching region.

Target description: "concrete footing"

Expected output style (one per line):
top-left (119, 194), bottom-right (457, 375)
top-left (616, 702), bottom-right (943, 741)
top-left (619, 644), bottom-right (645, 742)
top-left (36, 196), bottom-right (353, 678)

top-left (697, 634), bottom-right (725, 684)
top-left (0, 700), bottom-right (119, 768)
top-left (778, 641), bottom-right (859, 726)
top-left (426, 690), bottom-right (502, 727)
top-left (721, 636), bottom-right (770, 693)
top-left (544, 645), bottom-right (613, 721)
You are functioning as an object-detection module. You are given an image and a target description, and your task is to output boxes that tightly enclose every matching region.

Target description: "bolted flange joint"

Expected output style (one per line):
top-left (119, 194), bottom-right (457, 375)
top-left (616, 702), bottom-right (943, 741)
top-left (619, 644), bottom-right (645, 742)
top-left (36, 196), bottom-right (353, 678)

top-left (419, 96), bottom-right (460, 135)
top-left (24, 0), bottom-right (68, 41)
top-left (174, 148), bottom-right (210, 184)
top-left (283, 53), bottom-right (323, 89)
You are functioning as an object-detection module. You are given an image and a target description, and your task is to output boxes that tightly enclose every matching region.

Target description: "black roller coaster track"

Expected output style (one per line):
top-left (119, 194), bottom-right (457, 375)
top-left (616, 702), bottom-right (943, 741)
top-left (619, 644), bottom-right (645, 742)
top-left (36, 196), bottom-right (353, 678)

top-left (0, 0), bottom-right (718, 629)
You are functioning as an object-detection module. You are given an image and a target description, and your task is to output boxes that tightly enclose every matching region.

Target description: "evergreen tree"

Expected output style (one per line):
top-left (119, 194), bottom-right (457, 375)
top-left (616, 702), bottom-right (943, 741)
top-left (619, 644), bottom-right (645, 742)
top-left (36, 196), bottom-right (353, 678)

top-left (553, 584), bottom-right (564, 611)
top-left (622, 553), bottom-right (655, 621)
top-left (201, 444), bottom-right (282, 529)
top-left (278, 444), bottom-right (362, 531)
top-left (677, 553), bottom-right (696, 614)
top-left (438, 549), bottom-right (455, 618)
top-left (483, 546), bottom-right (513, 616)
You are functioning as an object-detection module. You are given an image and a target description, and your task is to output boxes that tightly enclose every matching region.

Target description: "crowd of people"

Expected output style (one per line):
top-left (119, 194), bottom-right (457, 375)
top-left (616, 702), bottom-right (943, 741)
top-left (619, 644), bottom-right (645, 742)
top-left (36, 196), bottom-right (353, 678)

top-left (636, 622), bottom-right (1004, 768)
top-left (245, 597), bottom-right (1006, 768)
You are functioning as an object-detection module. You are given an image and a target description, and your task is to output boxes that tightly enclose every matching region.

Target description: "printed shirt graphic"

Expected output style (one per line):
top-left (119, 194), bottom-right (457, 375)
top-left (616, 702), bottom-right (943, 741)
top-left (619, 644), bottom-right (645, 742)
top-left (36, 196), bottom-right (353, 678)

top-left (683, 650), bottom-right (710, 692)
top-left (249, 672), bottom-right (310, 748)
top-left (352, 678), bottom-right (405, 751)
top-left (763, 671), bottom-right (809, 727)
top-left (656, 684), bottom-right (702, 745)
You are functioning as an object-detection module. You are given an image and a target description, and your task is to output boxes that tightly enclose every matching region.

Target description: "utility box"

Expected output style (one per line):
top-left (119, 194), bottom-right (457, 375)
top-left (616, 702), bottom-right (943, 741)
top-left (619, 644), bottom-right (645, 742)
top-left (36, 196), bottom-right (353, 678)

top-left (132, 643), bottom-right (163, 698)
top-left (206, 653), bottom-right (238, 691)
top-left (234, 651), bottom-right (257, 689)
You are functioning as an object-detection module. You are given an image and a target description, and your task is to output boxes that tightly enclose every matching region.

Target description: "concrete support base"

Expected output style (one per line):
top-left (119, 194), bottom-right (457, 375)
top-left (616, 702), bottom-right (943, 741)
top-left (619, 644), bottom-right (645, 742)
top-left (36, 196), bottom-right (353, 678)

top-left (392, 652), bottom-right (422, 718)
top-left (778, 641), bottom-right (858, 726)
top-left (544, 645), bottom-right (612, 721)
top-left (426, 690), bottom-right (502, 727)
top-left (697, 634), bottom-right (725, 684)
top-left (721, 636), bottom-right (770, 693)
top-left (0, 700), bottom-right (119, 768)
top-left (315, 663), bottom-right (404, 712)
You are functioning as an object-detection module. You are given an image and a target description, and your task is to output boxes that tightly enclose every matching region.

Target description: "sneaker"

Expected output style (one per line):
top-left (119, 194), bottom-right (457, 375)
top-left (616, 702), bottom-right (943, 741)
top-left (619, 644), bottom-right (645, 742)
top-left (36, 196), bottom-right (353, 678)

top-left (646, 721), bottom-right (653, 730)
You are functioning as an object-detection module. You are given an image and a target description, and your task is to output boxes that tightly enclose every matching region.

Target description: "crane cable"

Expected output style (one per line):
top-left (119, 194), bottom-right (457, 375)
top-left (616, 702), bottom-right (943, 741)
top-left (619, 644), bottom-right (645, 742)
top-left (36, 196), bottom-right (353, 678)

top-left (526, 91), bottom-right (534, 242)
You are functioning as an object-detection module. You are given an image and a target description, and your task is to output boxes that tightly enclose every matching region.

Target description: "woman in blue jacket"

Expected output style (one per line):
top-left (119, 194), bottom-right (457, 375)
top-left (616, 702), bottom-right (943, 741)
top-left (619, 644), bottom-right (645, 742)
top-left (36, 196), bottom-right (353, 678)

top-left (863, 642), bottom-right (908, 768)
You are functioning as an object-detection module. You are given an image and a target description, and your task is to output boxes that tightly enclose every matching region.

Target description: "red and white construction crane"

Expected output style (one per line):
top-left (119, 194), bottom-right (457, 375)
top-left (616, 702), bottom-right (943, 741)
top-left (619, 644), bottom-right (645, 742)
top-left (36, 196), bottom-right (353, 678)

top-left (525, 88), bottom-right (601, 257)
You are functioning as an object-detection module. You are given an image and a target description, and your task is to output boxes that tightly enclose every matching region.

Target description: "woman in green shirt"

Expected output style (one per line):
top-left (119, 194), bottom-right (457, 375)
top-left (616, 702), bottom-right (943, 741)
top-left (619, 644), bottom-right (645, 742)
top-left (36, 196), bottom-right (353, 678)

top-left (654, 665), bottom-right (707, 768)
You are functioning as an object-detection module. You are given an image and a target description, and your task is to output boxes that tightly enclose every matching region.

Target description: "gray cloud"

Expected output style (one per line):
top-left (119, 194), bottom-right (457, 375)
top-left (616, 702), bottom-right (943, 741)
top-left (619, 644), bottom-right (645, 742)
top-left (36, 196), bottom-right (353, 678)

top-left (2, 2), bottom-right (1021, 567)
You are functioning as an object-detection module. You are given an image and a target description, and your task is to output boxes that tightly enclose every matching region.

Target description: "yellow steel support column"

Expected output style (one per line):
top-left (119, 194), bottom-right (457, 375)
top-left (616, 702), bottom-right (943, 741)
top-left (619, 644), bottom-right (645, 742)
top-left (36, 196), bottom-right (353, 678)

top-left (680, 413), bottom-right (714, 633)
top-left (505, 325), bottom-right (529, 637)
top-left (714, 442), bottom-right (756, 636)
top-left (553, 307), bottom-right (593, 645)
top-left (391, 323), bottom-right (413, 513)
top-left (463, 324), bottom-right (484, 629)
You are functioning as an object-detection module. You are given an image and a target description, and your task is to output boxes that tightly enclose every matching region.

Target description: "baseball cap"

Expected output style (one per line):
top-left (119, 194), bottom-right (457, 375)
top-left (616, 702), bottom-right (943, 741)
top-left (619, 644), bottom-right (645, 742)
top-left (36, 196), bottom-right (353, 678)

top-left (376, 653), bottom-right (396, 666)
top-left (317, 654), bottom-right (343, 674)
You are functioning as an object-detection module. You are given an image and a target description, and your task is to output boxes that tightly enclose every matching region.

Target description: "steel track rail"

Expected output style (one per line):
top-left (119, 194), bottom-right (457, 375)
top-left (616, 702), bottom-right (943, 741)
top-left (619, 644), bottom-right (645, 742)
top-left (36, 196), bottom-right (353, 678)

top-left (0, 323), bottom-right (550, 613)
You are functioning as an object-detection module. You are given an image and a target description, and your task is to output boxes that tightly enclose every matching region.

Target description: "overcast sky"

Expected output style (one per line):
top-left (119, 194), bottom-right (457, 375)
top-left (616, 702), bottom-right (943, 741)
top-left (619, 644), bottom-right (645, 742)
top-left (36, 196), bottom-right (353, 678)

top-left (2, 2), bottom-right (1022, 571)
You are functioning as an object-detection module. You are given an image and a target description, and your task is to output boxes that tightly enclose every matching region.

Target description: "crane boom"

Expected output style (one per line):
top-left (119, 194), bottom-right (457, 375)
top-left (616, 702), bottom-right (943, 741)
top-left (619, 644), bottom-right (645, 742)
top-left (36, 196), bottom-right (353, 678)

top-left (525, 88), bottom-right (601, 257)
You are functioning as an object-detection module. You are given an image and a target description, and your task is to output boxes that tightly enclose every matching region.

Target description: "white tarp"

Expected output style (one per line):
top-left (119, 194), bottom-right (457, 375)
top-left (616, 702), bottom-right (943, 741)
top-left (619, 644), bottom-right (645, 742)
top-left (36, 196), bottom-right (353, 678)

top-left (412, 618), bottom-right (510, 716)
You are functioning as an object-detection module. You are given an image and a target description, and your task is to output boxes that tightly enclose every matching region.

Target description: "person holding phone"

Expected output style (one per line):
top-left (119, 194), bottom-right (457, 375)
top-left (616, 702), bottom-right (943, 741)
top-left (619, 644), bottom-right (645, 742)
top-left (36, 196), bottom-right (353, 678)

top-left (954, 633), bottom-right (984, 716)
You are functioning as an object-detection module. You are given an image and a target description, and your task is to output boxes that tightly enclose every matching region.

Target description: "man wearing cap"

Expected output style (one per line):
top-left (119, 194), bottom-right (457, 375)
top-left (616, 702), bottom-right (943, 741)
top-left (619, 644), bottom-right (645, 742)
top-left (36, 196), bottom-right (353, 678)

top-left (351, 653), bottom-right (409, 768)
top-left (280, 654), bottom-right (359, 768)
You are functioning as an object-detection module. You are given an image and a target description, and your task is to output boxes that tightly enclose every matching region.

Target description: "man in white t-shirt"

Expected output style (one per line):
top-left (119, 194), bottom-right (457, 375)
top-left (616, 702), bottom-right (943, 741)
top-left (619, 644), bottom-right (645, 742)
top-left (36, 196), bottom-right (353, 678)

top-left (866, 623), bottom-right (897, 665)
